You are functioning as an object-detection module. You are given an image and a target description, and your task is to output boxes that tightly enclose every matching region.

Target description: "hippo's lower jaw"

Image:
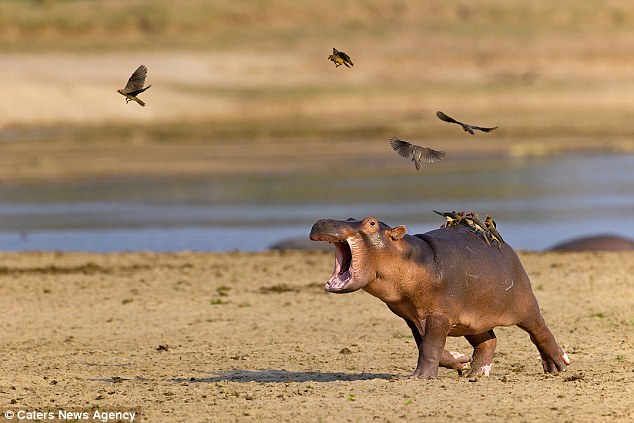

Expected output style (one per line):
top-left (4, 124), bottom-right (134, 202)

top-left (325, 241), bottom-right (356, 293)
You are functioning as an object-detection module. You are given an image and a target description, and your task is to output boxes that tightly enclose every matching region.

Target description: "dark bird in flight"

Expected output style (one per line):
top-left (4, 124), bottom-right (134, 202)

top-left (117, 65), bottom-right (152, 107)
top-left (328, 48), bottom-right (354, 68)
top-left (389, 136), bottom-right (446, 171)
top-left (436, 111), bottom-right (497, 135)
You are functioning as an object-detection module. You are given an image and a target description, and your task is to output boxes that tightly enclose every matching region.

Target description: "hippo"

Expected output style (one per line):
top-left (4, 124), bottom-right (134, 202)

top-left (309, 217), bottom-right (570, 379)
top-left (549, 234), bottom-right (634, 252)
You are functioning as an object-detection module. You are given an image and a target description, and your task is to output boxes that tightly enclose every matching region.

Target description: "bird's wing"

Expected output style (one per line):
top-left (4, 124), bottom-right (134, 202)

top-left (492, 228), bottom-right (504, 243)
top-left (471, 216), bottom-right (486, 228)
top-left (389, 137), bottom-right (415, 158)
top-left (339, 52), bottom-right (353, 66)
top-left (415, 146), bottom-right (447, 163)
top-left (333, 48), bottom-right (339, 54)
top-left (433, 210), bottom-right (456, 219)
top-left (473, 125), bottom-right (498, 133)
top-left (122, 65), bottom-right (148, 93)
top-left (436, 111), bottom-right (462, 125)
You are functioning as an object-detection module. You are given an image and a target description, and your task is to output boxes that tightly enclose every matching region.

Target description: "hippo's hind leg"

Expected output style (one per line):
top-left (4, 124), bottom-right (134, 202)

top-left (518, 314), bottom-right (570, 373)
top-left (403, 318), bottom-right (470, 376)
top-left (464, 330), bottom-right (497, 378)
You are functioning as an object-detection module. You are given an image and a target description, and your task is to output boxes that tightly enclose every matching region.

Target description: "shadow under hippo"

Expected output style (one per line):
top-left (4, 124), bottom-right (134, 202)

top-left (310, 217), bottom-right (570, 379)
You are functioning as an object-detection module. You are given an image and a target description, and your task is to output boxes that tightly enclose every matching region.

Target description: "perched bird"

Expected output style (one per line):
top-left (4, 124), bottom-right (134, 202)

top-left (436, 111), bottom-right (497, 135)
top-left (117, 65), bottom-right (152, 107)
top-left (485, 215), bottom-right (505, 247)
top-left (433, 210), bottom-right (463, 227)
top-left (328, 48), bottom-right (354, 68)
top-left (389, 136), bottom-right (446, 171)
top-left (463, 212), bottom-right (491, 245)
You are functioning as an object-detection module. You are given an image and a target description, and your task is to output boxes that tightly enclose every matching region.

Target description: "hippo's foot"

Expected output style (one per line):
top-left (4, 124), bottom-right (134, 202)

top-left (405, 350), bottom-right (470, 379)
top-left (540, 350), bottom-right (570, 373)
top-left (406, 367), bottom-right (437, 380)
top-left (440, 350), bottom-right (471, 376)
top-left (518, 319), bottom-right (570, 373)
top-left (463, 331), bottom-right (497, 378)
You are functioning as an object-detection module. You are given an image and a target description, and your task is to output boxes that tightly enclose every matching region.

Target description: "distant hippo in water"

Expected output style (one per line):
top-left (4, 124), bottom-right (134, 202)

top-left (310, 217), bottom-right (570, 379)
top-left (549, 234), bottom-right (634, 252)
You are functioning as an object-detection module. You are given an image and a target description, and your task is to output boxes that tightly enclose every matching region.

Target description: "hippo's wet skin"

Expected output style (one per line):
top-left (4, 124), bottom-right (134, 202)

top-left (310, 217), bottom-right (570, 379)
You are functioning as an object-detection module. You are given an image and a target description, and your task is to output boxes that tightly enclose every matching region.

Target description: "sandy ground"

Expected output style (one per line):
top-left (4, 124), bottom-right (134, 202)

top-left (1, 250), bottom-right (632, 422)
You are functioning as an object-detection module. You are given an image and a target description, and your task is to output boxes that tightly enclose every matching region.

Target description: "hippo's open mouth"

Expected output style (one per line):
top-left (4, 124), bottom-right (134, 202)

top-left (327, 240), bottom-right (355, 292)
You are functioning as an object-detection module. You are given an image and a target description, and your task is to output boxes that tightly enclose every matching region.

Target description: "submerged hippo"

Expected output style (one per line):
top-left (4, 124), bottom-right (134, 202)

top-left (309, 217), bottom-right (570, 379)
top-left (549, 234), bottom-right (634, 252)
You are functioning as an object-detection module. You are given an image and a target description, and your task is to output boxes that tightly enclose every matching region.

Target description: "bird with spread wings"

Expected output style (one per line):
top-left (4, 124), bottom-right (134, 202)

top-left (117, 65), bottom-right (152, 107)
top-left (389, 136), bottom-right (446, 171)
top-left (436, 111), bottom-right (497, 135)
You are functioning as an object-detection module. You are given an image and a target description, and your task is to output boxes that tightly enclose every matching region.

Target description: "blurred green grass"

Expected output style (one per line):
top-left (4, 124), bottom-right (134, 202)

top-left (2, 0), bottom-right (634, 51)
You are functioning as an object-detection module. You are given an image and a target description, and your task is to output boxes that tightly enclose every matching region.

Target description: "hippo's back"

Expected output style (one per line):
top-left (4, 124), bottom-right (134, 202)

top-left (414, 224), bottom-right (521, 270)
top-left (414, 225), bottom-right (532, 292)
top-left (413, 224), bottom-right (535, 320)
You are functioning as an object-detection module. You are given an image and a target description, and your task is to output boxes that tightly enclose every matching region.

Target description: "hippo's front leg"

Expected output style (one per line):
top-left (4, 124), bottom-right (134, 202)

top-left (398, 311), bottom-right (470, 375)
top-left (410, 314), bottom-right (452, 379)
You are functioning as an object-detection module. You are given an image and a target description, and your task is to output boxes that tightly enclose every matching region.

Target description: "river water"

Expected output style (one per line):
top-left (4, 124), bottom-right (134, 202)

top-left (1, 153), bottom-right (633, 252)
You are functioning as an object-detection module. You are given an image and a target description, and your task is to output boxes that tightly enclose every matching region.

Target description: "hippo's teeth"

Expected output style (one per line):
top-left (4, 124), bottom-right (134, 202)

top-left (325, 240), bottom-right (354, 291)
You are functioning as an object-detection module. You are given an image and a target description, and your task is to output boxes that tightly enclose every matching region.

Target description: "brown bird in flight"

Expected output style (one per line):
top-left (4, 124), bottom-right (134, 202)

top-left (436, 111), bottom-right (497, 135)
top-left (117, 65), bottom-right (152, 107)
top-left (389, 136), bottom-right (446, 171)
top-left (328, 48), bottom-right (354, 68)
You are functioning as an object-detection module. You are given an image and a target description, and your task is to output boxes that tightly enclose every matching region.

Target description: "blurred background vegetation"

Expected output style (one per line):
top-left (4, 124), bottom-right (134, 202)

top-left (1, 0), bottom-right (634, 178)
top-left (2, 0), bottom-right (634, 52)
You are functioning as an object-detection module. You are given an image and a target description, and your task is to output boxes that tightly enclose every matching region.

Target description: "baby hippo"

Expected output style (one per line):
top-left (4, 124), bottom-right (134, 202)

top-left (309, 217), bottom-right (570, 379)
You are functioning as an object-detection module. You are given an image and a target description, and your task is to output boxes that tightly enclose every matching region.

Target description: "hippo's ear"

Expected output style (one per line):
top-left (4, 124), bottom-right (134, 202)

top-left (389, 225), bottom-right (407, 240)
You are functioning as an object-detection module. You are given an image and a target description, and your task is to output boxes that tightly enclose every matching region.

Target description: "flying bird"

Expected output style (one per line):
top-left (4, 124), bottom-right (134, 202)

top-left (436, 111), bottom-right (497, 135)
top-left (117, 65), bottom-right (152, 107)
top-left (389, 136), bottom-right (446, 171)
top-left (328, 48), bottom-right (354, 68)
